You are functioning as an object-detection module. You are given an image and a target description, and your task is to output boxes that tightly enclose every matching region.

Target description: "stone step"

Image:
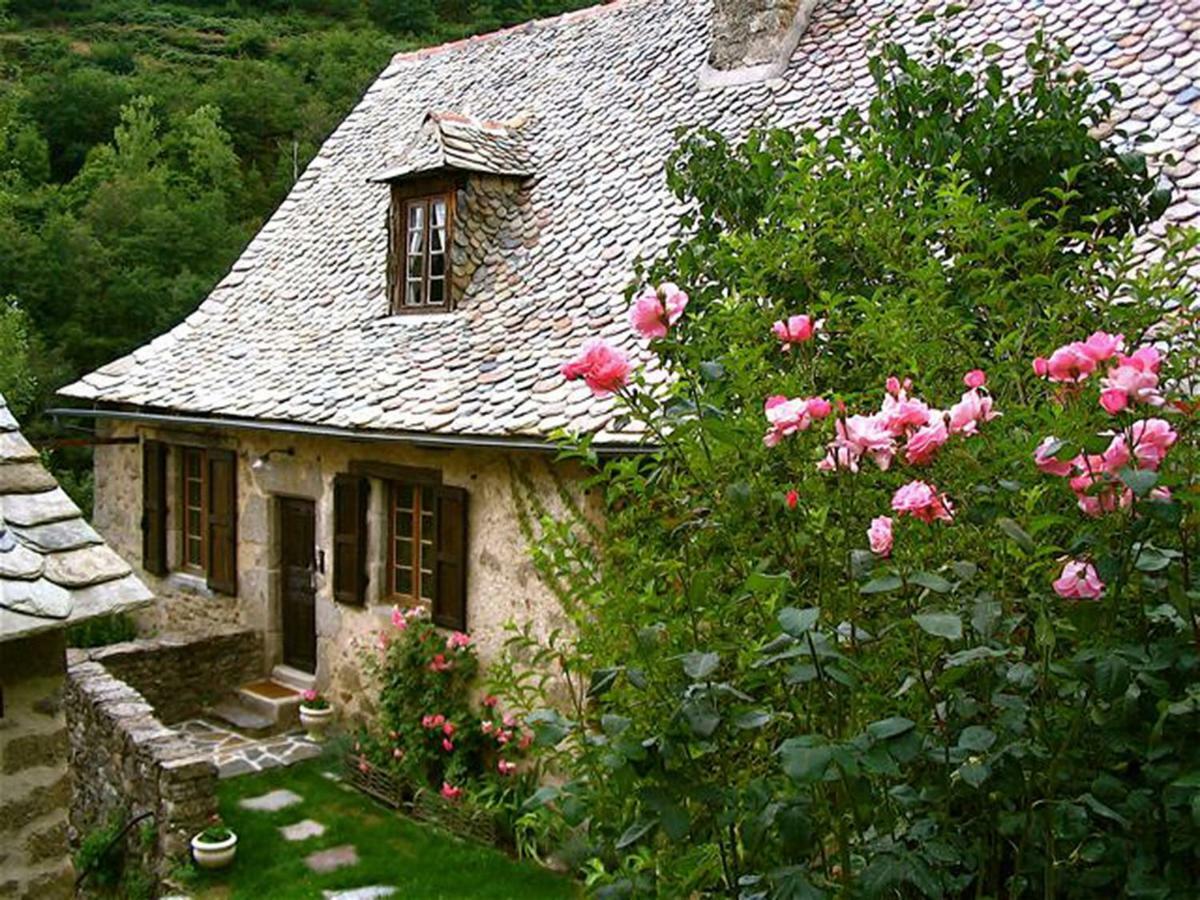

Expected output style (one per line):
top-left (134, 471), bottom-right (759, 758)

top-left (209, 698), bottom-right (276, 738)
top-left (272, 664), bottom-right (316, 692)
top-left (237, 679), bottom-right (302, 732)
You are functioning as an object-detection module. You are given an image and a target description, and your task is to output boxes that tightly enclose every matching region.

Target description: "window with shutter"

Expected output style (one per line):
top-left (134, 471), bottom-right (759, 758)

top-left (386, 476), bottom-right (468, 630)
top-left (141, 440), bottom-right (168, 576)
top-left (333, 475), bottom-right (370, 605)
top-left (205, 449), bottom-right (238, 595)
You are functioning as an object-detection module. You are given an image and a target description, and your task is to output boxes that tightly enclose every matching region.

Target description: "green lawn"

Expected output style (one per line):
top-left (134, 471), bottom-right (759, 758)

top-left (183, 760), bottom-right (578, 899)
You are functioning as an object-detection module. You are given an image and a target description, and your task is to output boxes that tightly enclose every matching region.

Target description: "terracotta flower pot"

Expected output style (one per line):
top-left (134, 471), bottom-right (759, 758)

top-left (299, 704), bottom-right (334, 741)
top-left (191, 831), bottom-right (237, 869)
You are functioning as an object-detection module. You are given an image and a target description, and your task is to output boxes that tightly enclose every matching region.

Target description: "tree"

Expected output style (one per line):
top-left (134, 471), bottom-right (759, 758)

top-left (0, 297), bottom-right (37, 417)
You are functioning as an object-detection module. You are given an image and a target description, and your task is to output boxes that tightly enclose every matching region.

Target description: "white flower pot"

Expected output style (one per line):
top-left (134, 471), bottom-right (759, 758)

top-left (191, 831), bottom-right (237, 869)
top-left (299, 704), bottom-right (334, 741)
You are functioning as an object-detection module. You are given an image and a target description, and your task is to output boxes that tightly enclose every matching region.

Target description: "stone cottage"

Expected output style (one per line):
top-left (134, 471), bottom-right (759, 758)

top-left (0, 392), bottom-right (152, 899)
top-left (56, 0), bottom-right (1200, 704)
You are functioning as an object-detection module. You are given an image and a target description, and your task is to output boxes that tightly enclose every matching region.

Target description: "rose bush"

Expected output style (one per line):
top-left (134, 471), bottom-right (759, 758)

top-left (495, 20), bottom-right (1200, 899)
top-left (356, 607), bottom-right (536, 814)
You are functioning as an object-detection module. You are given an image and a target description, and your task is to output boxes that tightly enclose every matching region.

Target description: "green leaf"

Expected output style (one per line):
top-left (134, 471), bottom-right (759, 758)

top-left (682, 651), bottom-right (720, 680)
top-left (615, 819), bottom-right (655, 849)
top-left (997, 517), bottom-right (1035, 553)
top-left (780, 739), bottom-right (833, 782)
top-left (910, 571), bottom-right (953, 593)
top-left (867, 717), bottom-right (916, 741)
top-left (1119, 467), bottom-right (1158, 498)
top-left (861, 574), bottom-right (903, 595)
top-left (682, 700), bottom-right (720, 737)
top-left (957, 725), bottom-right (997, 752)
top-left (601, 714), bottom-right (631, 736)
top-left (660, 804), bottom-right (690, 842)
top-left (778, 606), bottom-right (819, 636)
top-left (587, 667), bottom-right (620, 697)
top-left (913, 612), bottom-right (963, 640)
top-left (734, 709), bottom-right (772, 730)
top-left (521, 785), bottom-right (560, 811)
top-left (958, 761), bottom-right (991, 788)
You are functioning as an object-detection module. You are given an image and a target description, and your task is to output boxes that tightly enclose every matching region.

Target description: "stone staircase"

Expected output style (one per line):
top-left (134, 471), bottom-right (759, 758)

top-left (208, 665), bottom-right (314, 738)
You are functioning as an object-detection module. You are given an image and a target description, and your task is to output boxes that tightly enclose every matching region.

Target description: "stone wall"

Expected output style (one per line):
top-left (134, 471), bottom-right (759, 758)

top-left (0, 631), bottom-right (74, 900)
top-left (65, 652), bottom-right (218, 884)
top-left (78, 628), bottom-right (263, 724)
top-left (93, 419), bottom-right (590, 721)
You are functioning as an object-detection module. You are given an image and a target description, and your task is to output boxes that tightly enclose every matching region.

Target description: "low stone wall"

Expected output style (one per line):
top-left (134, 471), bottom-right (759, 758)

top-left (78, 627), bottom-right (263, 724)
top-left (65, 654), bottom-right (218, 883)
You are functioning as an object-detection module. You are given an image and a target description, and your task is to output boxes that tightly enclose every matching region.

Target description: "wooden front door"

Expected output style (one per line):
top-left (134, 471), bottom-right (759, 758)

top-left (280, 497), bottom-right (317, 673)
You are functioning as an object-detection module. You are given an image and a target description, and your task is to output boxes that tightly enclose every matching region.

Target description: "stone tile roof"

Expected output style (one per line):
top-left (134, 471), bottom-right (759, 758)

top-left (61, 0), bottom-right (1200, 444)
top-left (371, 111), bottom-right (535, 181)
top-left (0, 394), bottom-right (152, 642)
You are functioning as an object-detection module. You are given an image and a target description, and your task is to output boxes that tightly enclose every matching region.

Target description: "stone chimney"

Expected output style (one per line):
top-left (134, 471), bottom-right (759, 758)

top-left (702, 0), bottom-right (819, 87)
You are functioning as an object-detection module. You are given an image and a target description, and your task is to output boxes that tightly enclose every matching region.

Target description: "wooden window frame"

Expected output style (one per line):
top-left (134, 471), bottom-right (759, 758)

top-left (180, 446), bottom-right (207, 574)
top-left (388, 179), bottom-right (456, 315)
top-left (387, 481), bottom-right (436, 604)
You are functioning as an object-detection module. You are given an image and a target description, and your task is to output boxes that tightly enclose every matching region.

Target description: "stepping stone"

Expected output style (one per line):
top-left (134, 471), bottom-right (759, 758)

top-left (321, 770), bottom-right (341, 782)
top-left (280, 819), bottom-right (326, 842)
top-left (305, 844), bottom-right (359, 873)
top-left (322, 888), bottom-right (396, 900)
top-left (281, 743), bottom-right (322, 764)
top-left (239, 788), bottom-right (303, 811)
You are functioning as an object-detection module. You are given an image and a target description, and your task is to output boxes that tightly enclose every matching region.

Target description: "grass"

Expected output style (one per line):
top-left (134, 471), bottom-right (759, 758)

top-left (181, 759), bottom-right (578, 900)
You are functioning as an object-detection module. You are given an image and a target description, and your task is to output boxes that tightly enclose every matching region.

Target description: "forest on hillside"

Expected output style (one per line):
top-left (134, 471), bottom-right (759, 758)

top-left (0, 0), bottom-right (599, 442)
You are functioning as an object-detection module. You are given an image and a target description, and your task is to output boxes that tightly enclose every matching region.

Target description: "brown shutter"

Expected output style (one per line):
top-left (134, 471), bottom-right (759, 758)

top-left (387, 197), bottom-right (399, 312)
top-left (141, 440), bottom-right (168, 576)
top-left (432, 485), bottom-right (468, 631)
top-left (206, 449), bottom-right (238, 595)
top-left (333, 475), bottom-right (370, 605)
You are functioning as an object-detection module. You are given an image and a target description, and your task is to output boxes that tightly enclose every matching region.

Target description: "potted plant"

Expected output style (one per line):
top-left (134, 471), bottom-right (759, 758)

top-left (299, 688), bottom-right (334, 741)
top-left (191, 817), bottom-right (237, 869)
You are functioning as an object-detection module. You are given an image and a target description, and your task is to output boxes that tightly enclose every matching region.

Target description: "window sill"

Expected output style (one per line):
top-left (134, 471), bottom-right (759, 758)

top-left (165, 571), bottom-right (215, 598)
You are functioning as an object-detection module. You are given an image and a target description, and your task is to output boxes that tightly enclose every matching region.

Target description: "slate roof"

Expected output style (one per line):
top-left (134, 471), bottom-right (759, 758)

top-left (61, 0), bottom-right (1200, 444)
top-left (370, 111), bottom-right (535, 181)
top-left (0, 394), bottom-right (152, 642)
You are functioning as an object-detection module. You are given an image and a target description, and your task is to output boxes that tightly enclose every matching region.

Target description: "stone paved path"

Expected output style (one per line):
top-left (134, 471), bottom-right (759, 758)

top-left (280, 818), bottom-right (326, 841)
top-left (174, 718), bottom-right (321, 778)
top-left (239, 788), bottom-right (304, 812)
top-left (305, 844), bottom-right (359, 873)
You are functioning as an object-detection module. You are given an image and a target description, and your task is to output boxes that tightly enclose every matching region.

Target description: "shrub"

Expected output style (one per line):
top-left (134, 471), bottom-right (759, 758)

top-left (499, 19), bottom-right (1200, 899)
top-left (357, 606), bottom-right (536, 810)
top-left (67, 612), bottom-right (138, 648)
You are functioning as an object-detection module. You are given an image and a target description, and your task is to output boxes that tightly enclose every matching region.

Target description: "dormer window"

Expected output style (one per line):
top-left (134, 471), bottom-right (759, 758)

top-left (373, 110), bottom-right (534, 317)
top-left (394, 188), bottom-right (451, 312)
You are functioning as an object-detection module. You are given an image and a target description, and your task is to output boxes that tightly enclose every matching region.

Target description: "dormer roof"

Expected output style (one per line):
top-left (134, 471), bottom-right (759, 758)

top-left (370, 111), bottom-right (534, 183)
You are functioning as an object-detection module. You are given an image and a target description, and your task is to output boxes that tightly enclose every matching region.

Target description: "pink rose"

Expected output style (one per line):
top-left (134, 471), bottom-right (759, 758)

top-left (1079, 331), bottom-right (1124, 362)
top-left (879, 393), bottom-right (931, 436)
top-left (482, 695), bottom-right (498, 708)
top-left (392, 747), bottom-right (404, 760)
top-left (561, 340), bottom-right (631, 397)
top-left (947, 389), bottom-right (999, 436)
top-left (963, 369), bottom-right (986, 389)
top-left (442, 721), bottom-right (456, 737)
top-left (481, 721), bottom-right (494, 734)
top-left (904, 419), bottom-right (949, 466)
top-left (1099, 388), bottom-right (1129, 415)
top-left (391, 606), bottom-right (408, 629)
top-left (629, 283), bottom-right (688, 339)
top-left (785, 489), bottom-right (799, 510)
top-left (497, 760), bottom-right (517, 776)
top-left (763, 395), bottom-right (829, 447)
top-left (446, 631), bottom-right (472, 650)
top-left (885, 376), bottom-right (913, 396)
top-left (441, 782), bottom-right (462, 801)
top-left (772, 314), bottom-right (816, 349)
top-left (1044, 343), bottom-right (1097, 383)
top-left (1128, 418), bottom-right (1177, 470)
top-left (891, 480), bottom-right (954, 523)
top-left (302, 689), bottom-right (317, 703)
top-left (1032, 357), bottom-right (1049, 377)
top-left (867, 516), bottom-right (893, 557)
top-left (1033, 437), bottom-right (1075, 477)
top-left (806, 397), bottom-right (833, 420)
top-left (838, 414), bottom-right (897, 471)
top-left (442, 738), bottom-right (454, 752)
top-left (1052, 560), bottom-right (1104, 600)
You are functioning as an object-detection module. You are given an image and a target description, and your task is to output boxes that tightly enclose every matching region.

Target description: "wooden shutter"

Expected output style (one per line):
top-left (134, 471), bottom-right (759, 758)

top-left (206, 449), bottom-right (238, 595)
top-left (333, 475), bottom-right (370, 605)
top-left (141, 440), bottom-right (168, 576)
top-left (432, 485), bottom-right (468, 631)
